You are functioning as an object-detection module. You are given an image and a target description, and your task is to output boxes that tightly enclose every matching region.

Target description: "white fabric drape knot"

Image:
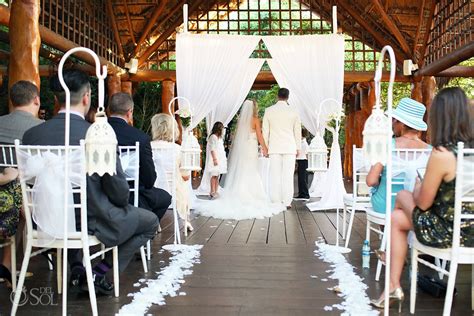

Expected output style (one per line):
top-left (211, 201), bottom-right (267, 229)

top-left (18, 150), bottom-right (81, 242)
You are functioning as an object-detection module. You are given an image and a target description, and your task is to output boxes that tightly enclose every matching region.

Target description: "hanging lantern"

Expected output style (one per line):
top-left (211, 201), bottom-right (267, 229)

top-left (362, 107), bottom-right (390, 166)
top-left (58, 46), bottom-right (117, 177)
top-left (307, 130), bottom-right (328, 172)
top-left (362, 44), bottom-right (395, 166)
top-left (85, 112), bottom-right (118, 176)
top-left (181, 129), bottom-right (201, 171)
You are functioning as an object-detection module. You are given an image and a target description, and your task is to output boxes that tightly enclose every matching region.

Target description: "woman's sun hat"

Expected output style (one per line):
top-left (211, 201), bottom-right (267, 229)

top-left (392, 97), bottom-right (428, 131)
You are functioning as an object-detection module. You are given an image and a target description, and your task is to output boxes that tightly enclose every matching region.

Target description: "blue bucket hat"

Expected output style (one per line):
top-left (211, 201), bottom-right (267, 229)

top-left (392, 98), bottom-right (427, 131)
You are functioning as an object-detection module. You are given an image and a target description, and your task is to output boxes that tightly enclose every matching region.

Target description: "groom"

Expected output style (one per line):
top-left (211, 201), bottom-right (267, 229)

top-left (263, 88), bottom-right (302, 208)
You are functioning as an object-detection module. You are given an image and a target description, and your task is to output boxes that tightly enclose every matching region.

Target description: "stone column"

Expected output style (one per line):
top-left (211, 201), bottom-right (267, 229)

top-left (8, 0), bottom-right (41, 113)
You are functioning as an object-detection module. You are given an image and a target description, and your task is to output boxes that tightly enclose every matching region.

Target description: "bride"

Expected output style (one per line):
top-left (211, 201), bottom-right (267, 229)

top-left (195, 100), bottom-right (285, 220)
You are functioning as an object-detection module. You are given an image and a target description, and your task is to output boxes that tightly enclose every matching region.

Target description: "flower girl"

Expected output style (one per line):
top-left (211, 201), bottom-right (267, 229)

top-left (206, 121), bottom-right (227, 198)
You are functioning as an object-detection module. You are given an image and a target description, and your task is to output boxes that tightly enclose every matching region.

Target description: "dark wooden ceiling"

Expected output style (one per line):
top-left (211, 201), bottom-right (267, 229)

top-left (108, 0), bottom-right (442, 68)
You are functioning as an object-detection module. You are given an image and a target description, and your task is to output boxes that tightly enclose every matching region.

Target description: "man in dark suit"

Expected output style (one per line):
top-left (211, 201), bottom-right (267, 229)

top-left (108, 93), bottom-right (171, 220)
top-left (23, 70), bottom-right (159, 295)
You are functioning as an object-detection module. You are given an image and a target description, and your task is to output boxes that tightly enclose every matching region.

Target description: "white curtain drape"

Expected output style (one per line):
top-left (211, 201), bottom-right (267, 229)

top-left (264, 34), bottom-right (345, 135)
top-left (307, 124), bottom-right (347, 210)
top-left (176, 33), bottom-right (261, 129)
top-left (196, 59), bottom-right (265, 195)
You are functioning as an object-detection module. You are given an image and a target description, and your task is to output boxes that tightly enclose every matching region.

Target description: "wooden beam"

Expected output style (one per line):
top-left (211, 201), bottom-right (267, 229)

top-left (0, 64), bottom-right (98, 77)
top-left (436, 66), bottom-right (474, 77)
top-left (0, 4), bottom-right (122, 73)
top-left (337, 0), bottom-right (407, 63)
top-left (123, 0), bottom-right (137, 46)
top-left (415, 42), bottom-right (474, 77)
top-left (132, 0), bottom-right (168, 57)
top-left (412, 0), bottom-right (426, 60)
top-left (137, 0), bottom-right (204, 67)
top-left (106, 0), bottom-right (125, 64)
top-left (371, 0), bottom-right (412, 57)
top-left (123, 70), bottom-right (409, 83)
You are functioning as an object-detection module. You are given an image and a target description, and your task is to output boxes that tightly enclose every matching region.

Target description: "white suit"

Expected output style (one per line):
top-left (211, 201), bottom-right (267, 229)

top-left (263, 100), bottom-right (302, 206)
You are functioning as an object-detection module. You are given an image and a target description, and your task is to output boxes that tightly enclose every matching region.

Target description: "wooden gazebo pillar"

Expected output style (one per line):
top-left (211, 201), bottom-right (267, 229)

top-left (161, 79), bottom-right (175, 114)
top-left (411, 80), bottom-right (423, 102)
top-left (422, 76), bottom-right (436, 142)
top-left (121, 81), bottom-right (133, 95)
top-left (8, 0), bottom-right (41, 113)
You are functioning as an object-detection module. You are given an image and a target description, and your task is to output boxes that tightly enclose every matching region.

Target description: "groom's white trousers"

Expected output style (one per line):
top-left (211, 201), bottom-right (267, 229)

top-left (269, 154), bottom-right (296, 206)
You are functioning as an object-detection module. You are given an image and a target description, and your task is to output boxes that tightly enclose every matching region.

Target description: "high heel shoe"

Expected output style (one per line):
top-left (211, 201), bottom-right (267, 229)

top-left (370, 287), bottom-right (405, 313)
top-left (0, 264), bottom-right (13, 289)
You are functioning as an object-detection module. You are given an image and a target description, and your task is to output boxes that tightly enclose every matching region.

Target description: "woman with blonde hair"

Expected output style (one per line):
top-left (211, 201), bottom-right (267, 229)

top-left (150, 113), bottom-right (193, 233)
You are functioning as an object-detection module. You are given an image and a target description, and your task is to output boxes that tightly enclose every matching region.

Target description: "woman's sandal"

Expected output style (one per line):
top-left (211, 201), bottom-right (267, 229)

top-left (0, 264), bottom-right (13, 289)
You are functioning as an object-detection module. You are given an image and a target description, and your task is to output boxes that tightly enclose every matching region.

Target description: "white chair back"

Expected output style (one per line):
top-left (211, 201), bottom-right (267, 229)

top-left (391, 147), bottom-right (432, 194)
top-left (152, 145), bottom-right (177, 195)
top-left (118, 142), bottom-right (140, 207)
top-left (0, 144), bottom-right (17, 167)
top-left (14, 140), bottom-right (88, 241)
top-left (452, 142), bottom-right (474, 251)
top-left (352, 145), bottom-right (370, 198)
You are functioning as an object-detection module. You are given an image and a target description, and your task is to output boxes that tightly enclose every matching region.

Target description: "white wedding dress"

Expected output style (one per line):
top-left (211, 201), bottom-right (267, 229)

top-left (195, 100), bottom-right (285, 220)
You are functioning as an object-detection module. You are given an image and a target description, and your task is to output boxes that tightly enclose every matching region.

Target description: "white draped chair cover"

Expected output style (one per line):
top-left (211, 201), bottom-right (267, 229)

top-left (16, 149), bottom-right (81, 246)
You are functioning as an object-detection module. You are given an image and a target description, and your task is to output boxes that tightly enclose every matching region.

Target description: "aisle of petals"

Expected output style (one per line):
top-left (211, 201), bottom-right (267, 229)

top-left (314, 241), bottom-right (378, 315)
top-left (118, 244), bottom-right (203, 315)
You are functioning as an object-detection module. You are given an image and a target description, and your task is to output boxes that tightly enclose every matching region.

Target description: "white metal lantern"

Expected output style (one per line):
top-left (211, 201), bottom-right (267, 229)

top-left (362, 44), bottom-right (395, 167)
top-left (307, 130), bottom-right (328, 172)
top-left (181, 130), bottom-right (202, 171)
top-left (84, 112), bottom-right (118, 176)
top-left (362, 107), bottom-right (390, 166)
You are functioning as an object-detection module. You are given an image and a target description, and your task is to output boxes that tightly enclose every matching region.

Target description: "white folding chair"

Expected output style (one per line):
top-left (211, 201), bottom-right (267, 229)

top-left (118, 143), bottom-right (148, 273)
top-left (343, 146), bottom-right (371, 248)
top-left (366, 147), bottom-right (431, 281)
top-left (11, 141), bottom-right (119, 316)
top-left (0, 144), bottom-right (17, 290)
top-left (410, 142), bottom-right (474, 315)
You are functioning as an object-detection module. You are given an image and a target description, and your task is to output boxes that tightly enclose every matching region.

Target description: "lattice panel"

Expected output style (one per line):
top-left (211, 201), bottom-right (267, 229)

top-left (424, 0), bottom-right (473, 65)
top-left (152, 0), bottom-right (384, 72)
top-left (39, 0), bottom-right (119, 65)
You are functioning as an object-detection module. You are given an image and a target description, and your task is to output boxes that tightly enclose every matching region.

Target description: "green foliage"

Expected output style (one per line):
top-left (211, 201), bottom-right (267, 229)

top-left (445, 58), bottom-right (474, 98)
top-left (132, 82), bottom-right (162, 135)
top-left (380, 82), bottom-right (412, 109)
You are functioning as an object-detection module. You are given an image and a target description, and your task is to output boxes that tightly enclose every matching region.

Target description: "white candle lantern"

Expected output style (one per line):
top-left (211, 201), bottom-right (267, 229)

top-left (181, 130), bottom-right (202, 171)
top-left (307, 130), bottom-right (327, 172)
top-left (84, 113), bottom-right (118, 176)
top-left (362, 107), bottom-right (390, 166)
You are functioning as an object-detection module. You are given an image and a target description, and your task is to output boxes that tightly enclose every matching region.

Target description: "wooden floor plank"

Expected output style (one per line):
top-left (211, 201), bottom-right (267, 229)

top-left (284, 210), bottom-right (306, 244)
top-left (207, 219), bottom-right (238, 244)
top-left (227, 219), bottom-right (254, 244)
top-left (267, 211), bottom-right (287, 245)
top-left (295, 203), bottom-right (323, 245)
top-left (247, 217), bottom-right (270, 244)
